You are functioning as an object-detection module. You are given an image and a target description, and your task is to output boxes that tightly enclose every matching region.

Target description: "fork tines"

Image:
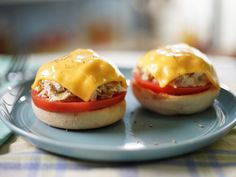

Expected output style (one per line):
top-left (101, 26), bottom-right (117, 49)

top-left (4, 55), bottom-right (27, 82)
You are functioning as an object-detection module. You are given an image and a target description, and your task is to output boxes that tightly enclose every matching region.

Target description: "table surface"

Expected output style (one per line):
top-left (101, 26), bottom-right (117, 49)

top-left (0, 51), bottom-right (236, 177)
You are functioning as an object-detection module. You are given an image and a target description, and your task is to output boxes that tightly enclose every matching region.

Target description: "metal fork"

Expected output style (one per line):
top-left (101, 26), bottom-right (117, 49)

top-left (3, 55), bottom-right (27, 83)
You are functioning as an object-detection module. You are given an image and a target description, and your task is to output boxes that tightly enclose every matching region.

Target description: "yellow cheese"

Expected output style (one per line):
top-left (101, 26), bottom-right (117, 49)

top-left (32, 49), bottom-right (127, 101)
top-left (138, 44), bottom-right (219, 88)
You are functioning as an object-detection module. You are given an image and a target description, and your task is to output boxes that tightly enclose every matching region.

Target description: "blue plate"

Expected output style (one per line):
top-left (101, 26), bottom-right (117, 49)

top-left (0, 69), bottom-right (236, 161)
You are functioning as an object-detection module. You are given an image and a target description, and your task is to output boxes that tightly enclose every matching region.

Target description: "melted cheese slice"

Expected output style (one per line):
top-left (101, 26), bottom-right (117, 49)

top-left (138, 44), bottom-right (219, 88)
top-left (32, 49), bottom-right (127, 101)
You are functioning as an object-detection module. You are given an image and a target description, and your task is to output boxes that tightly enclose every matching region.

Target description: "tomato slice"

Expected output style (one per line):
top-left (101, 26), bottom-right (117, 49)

top-left (133, 73), bottom-right (211, 95)
top-left (32, 90), bottom-right (126, 112)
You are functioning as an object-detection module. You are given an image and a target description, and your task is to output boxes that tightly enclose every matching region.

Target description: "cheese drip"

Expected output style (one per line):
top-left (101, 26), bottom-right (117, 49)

top-left (137, 44), bottom-right (219, 88)
top-left (32, 49), bottom-right (127, 101)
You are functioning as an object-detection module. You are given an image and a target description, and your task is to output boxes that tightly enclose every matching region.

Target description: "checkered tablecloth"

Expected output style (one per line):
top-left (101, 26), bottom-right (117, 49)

top-left (0, 52), bottom-right (236, 177)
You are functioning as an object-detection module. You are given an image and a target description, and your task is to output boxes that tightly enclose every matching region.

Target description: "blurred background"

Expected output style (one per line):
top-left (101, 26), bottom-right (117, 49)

top-left (0, 0), bottom-right (235, 56)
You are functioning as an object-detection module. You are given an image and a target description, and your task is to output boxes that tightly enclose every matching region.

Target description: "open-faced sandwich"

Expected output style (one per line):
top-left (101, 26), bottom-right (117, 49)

top-left (31, 49), bottom-right (127, 129)
top-left (132, 43), bottom-right (220, 115)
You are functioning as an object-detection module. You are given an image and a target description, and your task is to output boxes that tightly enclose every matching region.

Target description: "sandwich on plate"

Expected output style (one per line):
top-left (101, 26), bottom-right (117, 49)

top-left (132, 43), bottom-right (220, 115)
top-left (31, 49), bottom-right (127, 129)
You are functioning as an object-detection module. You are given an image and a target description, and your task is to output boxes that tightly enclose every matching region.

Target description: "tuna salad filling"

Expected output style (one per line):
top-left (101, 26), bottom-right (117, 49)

top-left (34, 80), bottom-right (125, 102)
top-left (135, 67), bottom-right (210, 88)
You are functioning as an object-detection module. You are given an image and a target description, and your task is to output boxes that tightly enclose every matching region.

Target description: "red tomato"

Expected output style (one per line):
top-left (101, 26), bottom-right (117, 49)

top-left (31, 90), bottom-right (126, 112)
top-left (133, 73), bottom-right (211, 95)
